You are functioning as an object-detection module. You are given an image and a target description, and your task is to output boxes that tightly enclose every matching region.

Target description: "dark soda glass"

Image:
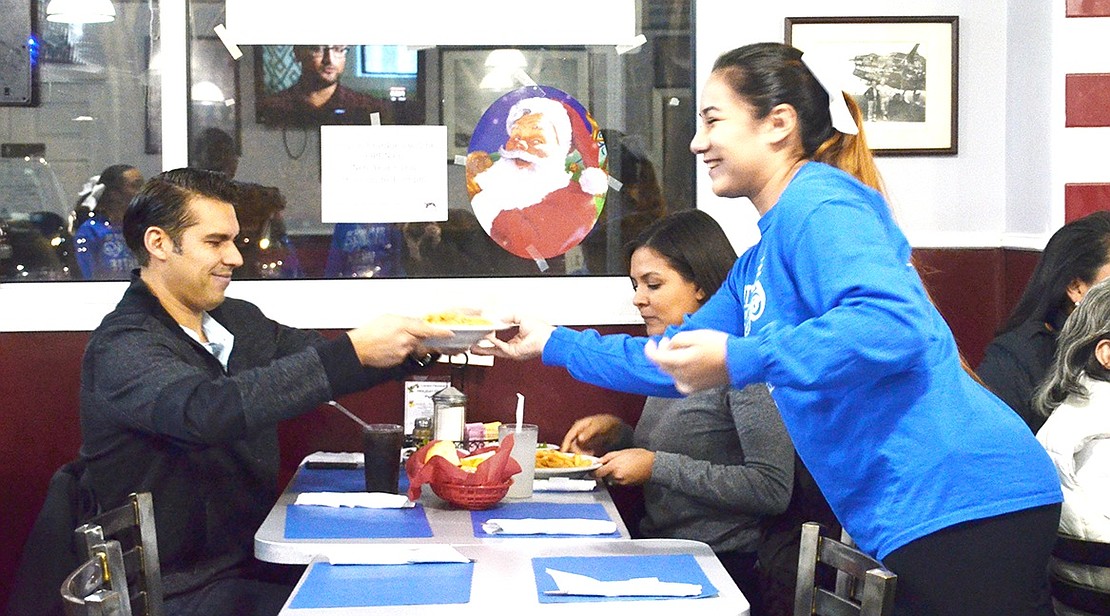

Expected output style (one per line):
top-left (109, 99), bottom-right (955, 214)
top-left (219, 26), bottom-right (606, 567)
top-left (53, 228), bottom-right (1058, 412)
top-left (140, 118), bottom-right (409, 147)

top-left (363, 423), bottom-right (404, 493)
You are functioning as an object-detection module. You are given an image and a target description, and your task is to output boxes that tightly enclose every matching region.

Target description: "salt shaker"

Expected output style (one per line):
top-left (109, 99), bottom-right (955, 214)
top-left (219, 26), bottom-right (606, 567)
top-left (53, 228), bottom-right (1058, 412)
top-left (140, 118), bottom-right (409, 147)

top-left (431, 385), bottom-right (467, 443)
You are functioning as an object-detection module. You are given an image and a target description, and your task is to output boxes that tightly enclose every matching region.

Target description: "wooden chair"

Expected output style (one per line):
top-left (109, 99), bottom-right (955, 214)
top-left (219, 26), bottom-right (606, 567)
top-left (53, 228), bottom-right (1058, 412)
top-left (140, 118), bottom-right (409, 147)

top-left (70, 493), bottom-right (164, 616)
top-left (59, 539), bottom-right (131, 616)
top-left (794, 522), bottom-right (897, 616)
top-left (1049, 533), bottom-right (1110, 616)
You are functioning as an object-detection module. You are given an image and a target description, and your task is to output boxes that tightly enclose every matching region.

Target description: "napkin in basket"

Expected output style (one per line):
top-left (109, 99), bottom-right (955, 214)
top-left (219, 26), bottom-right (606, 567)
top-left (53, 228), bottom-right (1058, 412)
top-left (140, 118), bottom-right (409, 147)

top-left (543, 568), bottom-right (702, 597)
top-left (405, 435), bottom-right (522, 502)
top-left (482, 518), bottom-right (617, 535)
top-left (294, 492), bottom-right (413, 509)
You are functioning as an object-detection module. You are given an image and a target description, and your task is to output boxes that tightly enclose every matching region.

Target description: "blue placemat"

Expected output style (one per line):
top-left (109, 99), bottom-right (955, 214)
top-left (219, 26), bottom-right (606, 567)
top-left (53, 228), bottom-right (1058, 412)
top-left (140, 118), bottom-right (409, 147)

top-left (284, 503), bottom-right (433, 539)
top-left (287, 561), bottom-right (473, 609)
top-left (287, 467), bottom-right (410, 493)
top-left (471, 502), bottom-right (621, 538)
top-left (532, 554), bottom-right (718, 603)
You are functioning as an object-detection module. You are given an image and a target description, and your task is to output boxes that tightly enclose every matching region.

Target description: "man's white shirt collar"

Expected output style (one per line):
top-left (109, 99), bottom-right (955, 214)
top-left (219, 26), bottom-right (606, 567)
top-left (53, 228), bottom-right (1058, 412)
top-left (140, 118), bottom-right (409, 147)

top-left (181, 312), bottom-right (235, 370)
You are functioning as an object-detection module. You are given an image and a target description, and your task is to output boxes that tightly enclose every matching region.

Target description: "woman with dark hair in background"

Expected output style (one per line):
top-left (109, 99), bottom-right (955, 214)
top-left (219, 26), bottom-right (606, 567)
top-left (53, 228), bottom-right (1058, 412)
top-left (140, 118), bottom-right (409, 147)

top-left (73, 164), bottom-right (144, 279)
top-left (560, 209), bottom-right (793, 612)
top-left (979, 211), bottom-right (1110, 432)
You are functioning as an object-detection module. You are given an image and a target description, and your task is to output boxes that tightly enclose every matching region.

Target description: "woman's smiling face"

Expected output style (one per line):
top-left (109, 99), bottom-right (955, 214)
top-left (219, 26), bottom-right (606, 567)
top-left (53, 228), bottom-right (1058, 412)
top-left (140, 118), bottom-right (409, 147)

top-left (689, 72), bottom-right (775, 201)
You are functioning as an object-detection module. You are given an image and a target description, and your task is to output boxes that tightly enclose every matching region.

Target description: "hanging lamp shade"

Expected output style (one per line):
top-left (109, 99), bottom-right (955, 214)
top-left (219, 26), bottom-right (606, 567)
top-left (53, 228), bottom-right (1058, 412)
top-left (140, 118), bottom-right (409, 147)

top-left (46, 0), bottom-right (117, 24)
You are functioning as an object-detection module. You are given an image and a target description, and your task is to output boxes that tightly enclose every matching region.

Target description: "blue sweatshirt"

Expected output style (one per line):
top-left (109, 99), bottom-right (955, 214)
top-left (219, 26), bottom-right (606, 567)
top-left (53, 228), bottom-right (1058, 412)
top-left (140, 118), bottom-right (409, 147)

top-left (544, 161), bottom-right (1062, 559)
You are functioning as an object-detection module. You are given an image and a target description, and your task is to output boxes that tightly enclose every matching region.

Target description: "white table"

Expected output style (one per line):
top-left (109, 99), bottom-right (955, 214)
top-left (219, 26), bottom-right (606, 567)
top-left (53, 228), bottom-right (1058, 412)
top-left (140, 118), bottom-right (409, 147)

top-left (277, 539), bottom-right (750, 615)
top-left (255, 464), bottom-right (632, 564)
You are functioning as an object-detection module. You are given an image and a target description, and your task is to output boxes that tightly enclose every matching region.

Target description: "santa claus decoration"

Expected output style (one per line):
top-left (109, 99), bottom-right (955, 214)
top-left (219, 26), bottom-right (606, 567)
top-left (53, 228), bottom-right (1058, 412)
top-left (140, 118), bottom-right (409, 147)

top-left (466, 88), bottom-right (608, 261)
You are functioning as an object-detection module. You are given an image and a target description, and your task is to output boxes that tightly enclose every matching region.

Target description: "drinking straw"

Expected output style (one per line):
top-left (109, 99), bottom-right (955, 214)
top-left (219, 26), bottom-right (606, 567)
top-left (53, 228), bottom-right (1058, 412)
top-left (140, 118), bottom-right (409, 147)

top-left (327, 400), bottom-right (371, 430)
top-left (515, 393), bottom-right (525, 432)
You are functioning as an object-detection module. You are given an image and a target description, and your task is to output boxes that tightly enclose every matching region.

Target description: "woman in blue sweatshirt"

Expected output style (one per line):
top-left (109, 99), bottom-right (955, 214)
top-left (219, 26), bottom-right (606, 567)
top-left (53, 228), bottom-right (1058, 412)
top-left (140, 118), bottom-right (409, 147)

top-left (479, 43), bottom-right (1063, 615)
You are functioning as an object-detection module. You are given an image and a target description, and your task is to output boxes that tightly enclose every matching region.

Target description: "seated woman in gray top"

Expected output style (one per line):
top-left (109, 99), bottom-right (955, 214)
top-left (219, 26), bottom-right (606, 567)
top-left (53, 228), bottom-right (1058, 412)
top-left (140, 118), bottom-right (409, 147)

top-left (559, 209), bottom-right (793, 611)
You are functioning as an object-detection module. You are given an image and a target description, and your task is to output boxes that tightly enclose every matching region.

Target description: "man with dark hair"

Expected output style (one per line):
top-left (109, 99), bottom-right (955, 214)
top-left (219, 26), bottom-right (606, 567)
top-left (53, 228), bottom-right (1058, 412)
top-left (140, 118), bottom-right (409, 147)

top-left (257, 45), bottom-right (388, 125)
top-left (80, 168), bottom-right (448, 615)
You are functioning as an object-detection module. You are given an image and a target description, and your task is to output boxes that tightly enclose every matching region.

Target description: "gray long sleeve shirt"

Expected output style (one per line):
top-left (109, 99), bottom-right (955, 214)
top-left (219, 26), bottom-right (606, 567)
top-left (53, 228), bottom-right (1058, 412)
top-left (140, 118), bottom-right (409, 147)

top-left (620, 383), bottom-right (794, 554)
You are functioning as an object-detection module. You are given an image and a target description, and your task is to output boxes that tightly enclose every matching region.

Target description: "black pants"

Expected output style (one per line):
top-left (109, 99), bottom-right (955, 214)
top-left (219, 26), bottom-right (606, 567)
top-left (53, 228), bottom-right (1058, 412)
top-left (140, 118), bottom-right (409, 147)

top-left (716, 550), bottom-right (764, 616)
top-left (882, 503), bottom-right (1060, 616)
top-left (164, 562), bottom-right (303, 616)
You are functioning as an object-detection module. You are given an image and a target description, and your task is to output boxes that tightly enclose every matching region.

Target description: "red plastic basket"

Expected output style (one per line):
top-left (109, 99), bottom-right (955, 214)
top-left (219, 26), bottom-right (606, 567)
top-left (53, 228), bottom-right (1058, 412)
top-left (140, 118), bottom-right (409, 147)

top-left (432, 479), bottom-right (511, 510)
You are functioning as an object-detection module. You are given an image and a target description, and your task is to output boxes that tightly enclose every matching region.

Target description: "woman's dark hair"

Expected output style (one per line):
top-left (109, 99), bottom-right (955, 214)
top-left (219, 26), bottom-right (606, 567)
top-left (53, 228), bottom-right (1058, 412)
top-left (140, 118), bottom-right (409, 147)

top-left (123, 168), bottom-right (239, 266)
top-left (1000, 211), bottom-right (1110, 334)
top-left (711, 43), bottom-right (883, 191)
top-left (712, 43), bottom-right (833, 157)
top-left (625, 209), bottom-right (737, 300)
top-left (1033, 278), bottom-right (1110, 416)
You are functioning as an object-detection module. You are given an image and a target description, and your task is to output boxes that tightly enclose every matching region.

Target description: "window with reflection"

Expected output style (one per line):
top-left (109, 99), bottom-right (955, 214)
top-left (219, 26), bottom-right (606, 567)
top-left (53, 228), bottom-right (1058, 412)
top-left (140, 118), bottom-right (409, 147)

top-left (0, 0), bottom-right (160, 281)
top-left (185, 0), bottom-right (695, 280)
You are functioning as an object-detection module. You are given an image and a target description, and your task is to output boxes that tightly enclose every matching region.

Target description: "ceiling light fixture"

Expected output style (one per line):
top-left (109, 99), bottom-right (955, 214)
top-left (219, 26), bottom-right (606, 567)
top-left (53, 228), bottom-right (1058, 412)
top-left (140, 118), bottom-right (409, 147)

top-left (46, 0), bottom-right (117, 24)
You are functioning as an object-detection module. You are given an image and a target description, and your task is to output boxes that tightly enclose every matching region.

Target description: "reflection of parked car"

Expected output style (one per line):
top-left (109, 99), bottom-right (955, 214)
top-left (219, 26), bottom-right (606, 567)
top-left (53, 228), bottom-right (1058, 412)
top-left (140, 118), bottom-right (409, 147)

top-left (0, 157), bottom-right (76, 280)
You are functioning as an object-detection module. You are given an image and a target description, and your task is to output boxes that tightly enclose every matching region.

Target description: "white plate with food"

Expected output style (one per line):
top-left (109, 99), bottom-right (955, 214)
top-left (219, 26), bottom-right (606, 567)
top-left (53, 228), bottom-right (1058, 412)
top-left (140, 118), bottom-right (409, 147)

top-left (422, 313), bottom-right (511, 352)
top-left (534, 450), bottom-right (602, 478)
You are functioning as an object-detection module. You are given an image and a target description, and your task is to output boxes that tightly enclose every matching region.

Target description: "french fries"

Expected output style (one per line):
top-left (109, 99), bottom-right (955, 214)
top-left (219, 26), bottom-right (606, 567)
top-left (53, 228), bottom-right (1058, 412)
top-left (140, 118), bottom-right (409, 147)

top-left (424, 311), bottom-right (493, 326)
top-left (535, 449), bottom-right (593, 469)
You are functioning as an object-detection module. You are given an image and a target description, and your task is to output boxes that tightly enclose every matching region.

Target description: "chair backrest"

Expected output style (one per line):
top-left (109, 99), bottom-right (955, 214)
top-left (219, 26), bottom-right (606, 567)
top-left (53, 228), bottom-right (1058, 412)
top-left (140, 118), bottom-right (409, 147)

top-left (73, 493), bottom-right (163, 616)
top-left (59, 539), bottom-right (131, 616)
top-left (794, 522), bottom-right (898, 616)
top-left (1049, 534), bottom-right (1110, 616)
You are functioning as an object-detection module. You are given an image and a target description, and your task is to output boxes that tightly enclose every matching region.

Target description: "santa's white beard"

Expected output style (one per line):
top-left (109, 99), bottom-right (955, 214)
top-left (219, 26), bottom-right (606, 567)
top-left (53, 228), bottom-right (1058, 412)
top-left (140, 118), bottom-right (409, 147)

top-left (471, 154), bottom-right (571, 230)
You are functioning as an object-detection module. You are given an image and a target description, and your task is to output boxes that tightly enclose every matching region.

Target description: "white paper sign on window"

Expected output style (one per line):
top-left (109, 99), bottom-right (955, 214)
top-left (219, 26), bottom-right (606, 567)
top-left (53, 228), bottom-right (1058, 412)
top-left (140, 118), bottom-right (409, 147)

top-left (320, 125), bottom-right (448, 224)
top-left (224, 0), bottom-right (636, 46)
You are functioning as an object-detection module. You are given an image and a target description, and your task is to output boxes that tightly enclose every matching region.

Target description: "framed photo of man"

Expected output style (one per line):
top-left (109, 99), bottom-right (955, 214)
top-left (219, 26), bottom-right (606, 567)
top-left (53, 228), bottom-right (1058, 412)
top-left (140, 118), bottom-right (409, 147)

top-left (786, 16), bottom-right (959, 156)
top-left (441, 47), bottom-right (590, 159)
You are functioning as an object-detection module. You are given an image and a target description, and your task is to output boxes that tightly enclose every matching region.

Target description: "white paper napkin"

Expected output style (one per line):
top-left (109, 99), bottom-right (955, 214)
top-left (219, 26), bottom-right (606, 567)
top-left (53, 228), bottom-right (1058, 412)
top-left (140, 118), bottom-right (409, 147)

top-left (532, 478), bottom-right (597, 492)
top-left (323, 544), bottom-right (471, 565)
top-left (294, 492), bottom-right (413, 509)
top-left (543, 568), bottom-right (702, 597)
top-left (302, 451), bottom-right (363, 466)
top-left (481, 518), bottom-right (617, 535)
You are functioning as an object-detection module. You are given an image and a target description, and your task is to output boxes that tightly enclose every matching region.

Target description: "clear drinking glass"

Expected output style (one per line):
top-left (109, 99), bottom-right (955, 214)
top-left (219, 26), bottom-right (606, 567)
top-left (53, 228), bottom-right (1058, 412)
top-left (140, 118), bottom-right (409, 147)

top-left (498, 423), bottom-right (538, 498)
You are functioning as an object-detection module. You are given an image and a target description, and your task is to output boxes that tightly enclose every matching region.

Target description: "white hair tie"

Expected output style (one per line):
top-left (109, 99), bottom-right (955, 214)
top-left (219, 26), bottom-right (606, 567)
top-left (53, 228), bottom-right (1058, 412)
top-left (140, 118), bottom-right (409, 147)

top-left (799, 53), bottom-right (859, 136)
top-left (78, 175), bottom-right (105, 209)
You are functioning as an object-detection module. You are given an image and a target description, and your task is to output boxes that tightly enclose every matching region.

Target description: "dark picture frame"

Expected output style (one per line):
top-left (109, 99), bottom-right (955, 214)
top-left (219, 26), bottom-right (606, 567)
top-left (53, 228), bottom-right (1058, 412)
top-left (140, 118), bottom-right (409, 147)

top-left (785, 16), bottom-right (959, 156)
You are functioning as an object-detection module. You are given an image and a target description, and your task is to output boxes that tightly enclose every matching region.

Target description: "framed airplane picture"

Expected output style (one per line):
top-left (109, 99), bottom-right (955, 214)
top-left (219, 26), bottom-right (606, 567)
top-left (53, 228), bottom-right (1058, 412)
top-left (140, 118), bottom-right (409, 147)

top-left (786, 16), bottom-right (959, 156)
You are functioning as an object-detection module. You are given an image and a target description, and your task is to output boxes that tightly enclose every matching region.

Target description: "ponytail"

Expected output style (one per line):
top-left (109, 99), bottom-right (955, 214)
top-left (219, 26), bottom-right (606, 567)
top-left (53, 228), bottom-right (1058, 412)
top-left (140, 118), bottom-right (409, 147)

top-left (813, 95), bottom-right (886, 196)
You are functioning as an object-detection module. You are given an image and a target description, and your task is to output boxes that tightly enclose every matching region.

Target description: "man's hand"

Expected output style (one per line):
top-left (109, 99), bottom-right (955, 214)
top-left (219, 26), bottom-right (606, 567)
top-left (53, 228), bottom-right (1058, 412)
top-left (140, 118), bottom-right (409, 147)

top-left (561, 414), bottom-right (623, 455)
top-left (644, 329), bottom-right (731, 394)
top-left (469, 314), bottom-right (554, 361)
top-left (595, 448), bottom-right (654, 486)
top-left (346, 315), bottom-right (452, 368)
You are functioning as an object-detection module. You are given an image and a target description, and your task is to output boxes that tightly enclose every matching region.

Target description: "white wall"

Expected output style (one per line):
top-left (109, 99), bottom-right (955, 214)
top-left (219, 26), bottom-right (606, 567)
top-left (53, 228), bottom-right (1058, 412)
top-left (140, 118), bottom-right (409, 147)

top-left (694, 0), bottom-right (1019, 252)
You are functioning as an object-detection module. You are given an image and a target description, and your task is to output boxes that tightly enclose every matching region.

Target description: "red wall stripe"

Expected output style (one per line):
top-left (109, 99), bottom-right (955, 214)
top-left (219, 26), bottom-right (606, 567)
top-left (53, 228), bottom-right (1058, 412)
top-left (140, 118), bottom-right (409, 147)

top-left (1066, 74), bottom-right (1110, 127)
top-left (1067, 0), bottom-right (1110, 17)
top-left (1065, 183), bottom-right (1110, 222)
